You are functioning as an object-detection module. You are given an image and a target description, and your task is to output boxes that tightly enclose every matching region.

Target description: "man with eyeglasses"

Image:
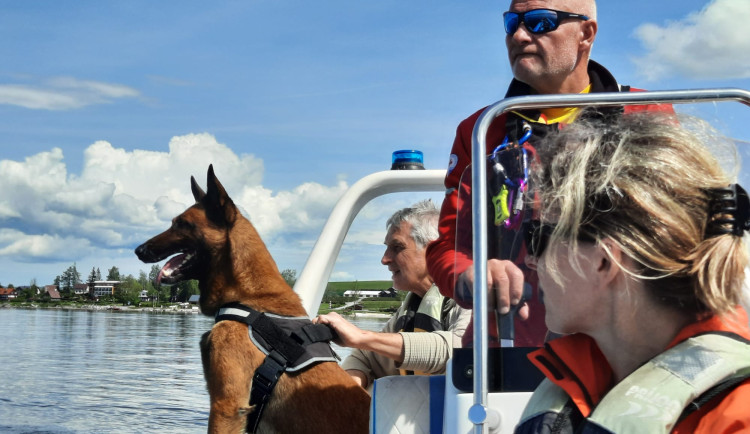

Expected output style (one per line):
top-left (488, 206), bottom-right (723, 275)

top-left (425, 0), bottom-right (673, 347)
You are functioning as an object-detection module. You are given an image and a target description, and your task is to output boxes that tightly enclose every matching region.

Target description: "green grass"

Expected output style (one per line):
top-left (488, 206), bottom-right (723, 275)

top-left (317, 281), bottom-right (402, 315)
top-left (360, 300), bottom-right (401, 310)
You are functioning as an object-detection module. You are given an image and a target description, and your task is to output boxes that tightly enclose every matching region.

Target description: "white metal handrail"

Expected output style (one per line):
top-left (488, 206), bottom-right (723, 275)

top-left (295, 169), bottom-right (446, 317)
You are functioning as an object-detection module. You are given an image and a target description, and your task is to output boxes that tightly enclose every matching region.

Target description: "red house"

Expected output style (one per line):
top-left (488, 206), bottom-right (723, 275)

top-left (0, 287), bottom-right (16, 300)
top-left (45, 286), bottom-right (61, 301)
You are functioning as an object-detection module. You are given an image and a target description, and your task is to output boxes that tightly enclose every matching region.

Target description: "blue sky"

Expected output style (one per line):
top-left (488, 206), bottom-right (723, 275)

top-left (1, 0), bottom-right (749, 287)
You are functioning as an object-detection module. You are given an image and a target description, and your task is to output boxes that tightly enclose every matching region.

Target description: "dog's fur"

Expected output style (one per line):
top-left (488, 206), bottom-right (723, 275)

top-left (135, 166), bottom-right (370, 433)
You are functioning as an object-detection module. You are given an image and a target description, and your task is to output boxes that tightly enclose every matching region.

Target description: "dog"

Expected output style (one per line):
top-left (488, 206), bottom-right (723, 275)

top-left (135, 165), bottom-right (370, 433)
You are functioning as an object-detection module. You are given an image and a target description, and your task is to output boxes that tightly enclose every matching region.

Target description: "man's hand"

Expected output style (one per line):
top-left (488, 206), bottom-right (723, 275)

top-left (458, 259), bottom-right (529, 319)
top-left (314, 311), bottom-right (405, 362)
top-left (312, 311), bottom-right (366, 348)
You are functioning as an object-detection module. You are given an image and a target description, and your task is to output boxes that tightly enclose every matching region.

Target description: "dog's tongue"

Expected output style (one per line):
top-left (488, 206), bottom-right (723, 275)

top-left (157, 253), bottom-right (187, 286)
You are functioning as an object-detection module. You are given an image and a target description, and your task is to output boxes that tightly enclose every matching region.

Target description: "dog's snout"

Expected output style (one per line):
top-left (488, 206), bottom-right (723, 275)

top-left (135, 243), bottom-right (152, 261)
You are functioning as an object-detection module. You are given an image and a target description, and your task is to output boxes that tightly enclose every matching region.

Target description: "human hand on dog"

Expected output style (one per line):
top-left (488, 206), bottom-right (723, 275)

top-left (313, 312), bottom-right (365, 348)
top-left (314, 312), bottom-right (406, 362)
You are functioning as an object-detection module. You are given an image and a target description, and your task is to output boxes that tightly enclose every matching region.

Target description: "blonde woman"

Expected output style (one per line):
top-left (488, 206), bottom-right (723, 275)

top-left (516, 113), bottom-right (750, 433)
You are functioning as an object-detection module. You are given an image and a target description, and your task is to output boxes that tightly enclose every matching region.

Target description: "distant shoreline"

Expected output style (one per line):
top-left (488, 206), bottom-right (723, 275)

top-left (0, 303), bottom-right (394, 318)
top-left (0, 303), bottom-right (203, 314)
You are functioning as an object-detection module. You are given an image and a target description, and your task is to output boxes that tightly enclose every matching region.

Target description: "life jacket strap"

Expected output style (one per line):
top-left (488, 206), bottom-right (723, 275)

top-left (677, 366), bottom-right (750, 424)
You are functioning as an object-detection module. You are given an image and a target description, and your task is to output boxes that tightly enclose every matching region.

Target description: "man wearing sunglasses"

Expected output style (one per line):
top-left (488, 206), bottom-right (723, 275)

top-left (426, 0), bottom-right (673, 348)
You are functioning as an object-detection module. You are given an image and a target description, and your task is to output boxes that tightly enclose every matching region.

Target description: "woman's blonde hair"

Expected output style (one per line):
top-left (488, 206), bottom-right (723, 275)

top-left (534, 112), bottom-right (747, 316)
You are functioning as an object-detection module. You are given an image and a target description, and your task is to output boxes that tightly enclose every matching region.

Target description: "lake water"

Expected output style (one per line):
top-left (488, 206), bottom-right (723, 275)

top-left (0, 308), bottom-right (388, 434)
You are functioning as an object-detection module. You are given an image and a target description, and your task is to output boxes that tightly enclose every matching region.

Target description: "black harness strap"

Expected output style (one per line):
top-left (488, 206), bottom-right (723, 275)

top-left (215, 302), bottom-right (262, 325)
top-left (214, 302), bottom-right (336, 433)
top-left (247, 348), bottom-right (287, 433)
top-left (291, 322), bottom-right (339, 346)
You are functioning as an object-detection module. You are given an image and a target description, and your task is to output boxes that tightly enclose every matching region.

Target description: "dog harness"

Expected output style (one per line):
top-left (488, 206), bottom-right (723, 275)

top-left (215, 302), bottom-right (340, 433)
top-left (516, 332), bottom-right (750, 433)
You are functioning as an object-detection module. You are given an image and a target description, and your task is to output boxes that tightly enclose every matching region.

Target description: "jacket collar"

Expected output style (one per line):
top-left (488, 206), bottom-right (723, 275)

top-left (667, 308), bottom-right (750, 347)
top-left (528, 307), bottom-right (750, 417)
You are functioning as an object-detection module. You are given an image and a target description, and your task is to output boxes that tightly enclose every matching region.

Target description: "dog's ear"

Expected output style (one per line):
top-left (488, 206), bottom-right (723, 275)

top-left (191, 176), bottom-right (206, 202)
top-left (204, 164), bottom-right (238, 226)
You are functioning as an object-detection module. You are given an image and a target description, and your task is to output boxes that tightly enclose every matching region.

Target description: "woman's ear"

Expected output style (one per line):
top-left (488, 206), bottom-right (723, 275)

top-left (596, 238), bottom-right (622, 288)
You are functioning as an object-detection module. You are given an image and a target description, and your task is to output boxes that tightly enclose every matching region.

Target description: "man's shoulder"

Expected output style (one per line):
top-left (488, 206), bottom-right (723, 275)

top-left (457, 106), bottom-right (510, 133)
top-left (458, 106), bottom-right (489, 127)
top-left (622, 86), bottom-right (675, 114)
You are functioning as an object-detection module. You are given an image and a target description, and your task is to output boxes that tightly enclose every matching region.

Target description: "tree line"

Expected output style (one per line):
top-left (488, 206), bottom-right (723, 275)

top-left (6, 264), bottom-right (300, 306)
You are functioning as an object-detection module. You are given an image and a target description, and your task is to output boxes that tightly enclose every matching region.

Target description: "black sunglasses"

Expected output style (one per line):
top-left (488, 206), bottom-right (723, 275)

top-left (524, 220), bottom-right (596, 258)
top-left (503, 8), bottom-right (589, 35)
top-left (524, 220), bottom-right (554, 258)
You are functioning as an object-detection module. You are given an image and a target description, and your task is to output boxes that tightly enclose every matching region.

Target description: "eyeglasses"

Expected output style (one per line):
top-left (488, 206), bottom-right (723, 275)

top-left (524, 220), bottom-right (595, 258)
top-left (524, 220), bottom-right (554, 258)
top-left (503, 9), bottom-right (589, 35)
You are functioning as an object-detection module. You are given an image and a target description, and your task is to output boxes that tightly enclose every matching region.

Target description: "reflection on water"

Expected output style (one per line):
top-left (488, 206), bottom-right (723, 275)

top-left (0, 309), bottom-right (388, 433)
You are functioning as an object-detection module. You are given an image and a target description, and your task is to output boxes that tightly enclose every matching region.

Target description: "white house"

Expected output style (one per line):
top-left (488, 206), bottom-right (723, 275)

top-left (343, 290), bottom-right (384, 298)
top-left (92, 281), bottom-right (120, 297)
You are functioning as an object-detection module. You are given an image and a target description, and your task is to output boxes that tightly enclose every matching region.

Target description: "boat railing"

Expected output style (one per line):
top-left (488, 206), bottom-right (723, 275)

top-left (468, 88), bottom-right (750, 433)
top-left (295, 169), bottom-right (446, 316)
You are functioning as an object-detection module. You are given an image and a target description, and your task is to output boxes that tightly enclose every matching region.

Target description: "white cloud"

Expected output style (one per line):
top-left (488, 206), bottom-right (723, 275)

top-left (45, 77), bottom-right (139, 99)
top-left (632, 0), bottom-right (750, 81)
top-left (0, 229), bottom-right (93, 262)
top-left (0, 86), bottom-right (84, 110)
top-left (0, 77), bottom-right (140, 110)
top-left (0, 135), bottom-right (350, 269)
top-left (80, 134), bottom-right (265, 206)
top-left (154, 196), bottom-right (189, 221)
top-left (0, 137), bottom-right (437, 285)
top-left (343, 229), bottom-right (386, 246)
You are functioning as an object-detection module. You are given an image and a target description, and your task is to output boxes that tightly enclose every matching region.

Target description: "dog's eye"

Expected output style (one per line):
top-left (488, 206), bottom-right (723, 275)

top-left (172, 218), bottom-right (193, 230)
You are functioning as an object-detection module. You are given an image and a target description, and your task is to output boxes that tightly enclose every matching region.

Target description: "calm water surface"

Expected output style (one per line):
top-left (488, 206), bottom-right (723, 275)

top-left (0, 308), bottom-right (387, 434)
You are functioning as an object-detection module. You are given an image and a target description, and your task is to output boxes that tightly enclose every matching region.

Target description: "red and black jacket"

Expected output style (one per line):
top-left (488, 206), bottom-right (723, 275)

top-left (425, 60), bottom-right (673, 347)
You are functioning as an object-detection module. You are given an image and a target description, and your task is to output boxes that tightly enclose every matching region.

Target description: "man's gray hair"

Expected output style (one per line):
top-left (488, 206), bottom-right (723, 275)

top-left (386, 199), bottom-right (439, 250)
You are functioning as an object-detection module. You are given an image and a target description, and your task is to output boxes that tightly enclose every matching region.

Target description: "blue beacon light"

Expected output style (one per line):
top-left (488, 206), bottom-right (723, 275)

top-left (391, 150), bottom-right (425, 170)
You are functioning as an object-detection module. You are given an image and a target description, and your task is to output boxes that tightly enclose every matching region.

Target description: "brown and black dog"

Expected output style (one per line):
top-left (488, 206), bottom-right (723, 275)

top-left (135, 165), bottom-right (370, 433)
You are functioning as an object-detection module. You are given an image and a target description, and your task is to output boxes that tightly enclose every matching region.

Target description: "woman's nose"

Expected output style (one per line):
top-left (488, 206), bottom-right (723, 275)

top-left (524, 254), bottom-right (538, 270)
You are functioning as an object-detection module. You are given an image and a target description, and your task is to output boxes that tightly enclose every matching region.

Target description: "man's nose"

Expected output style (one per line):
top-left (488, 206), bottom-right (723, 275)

top-left (381, 251), bottom-right (391, 266)
top-left (509, 22), bottom-right (534, 42)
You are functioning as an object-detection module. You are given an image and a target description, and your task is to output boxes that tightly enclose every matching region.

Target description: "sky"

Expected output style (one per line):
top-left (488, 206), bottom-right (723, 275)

top-left (1, 0), bottom-right (749, 288)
